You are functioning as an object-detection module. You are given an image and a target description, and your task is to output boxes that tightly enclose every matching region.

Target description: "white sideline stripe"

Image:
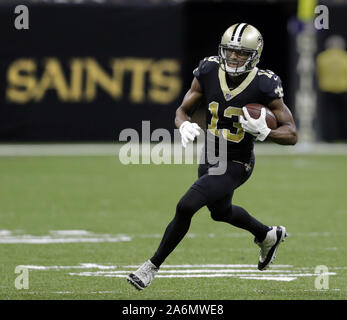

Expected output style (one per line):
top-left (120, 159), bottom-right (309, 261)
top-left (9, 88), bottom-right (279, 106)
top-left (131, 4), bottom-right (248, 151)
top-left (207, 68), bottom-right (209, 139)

top-left (0, 144), bottom-right (117, 157)
top-left (0, 143), bottom-right (346, 156)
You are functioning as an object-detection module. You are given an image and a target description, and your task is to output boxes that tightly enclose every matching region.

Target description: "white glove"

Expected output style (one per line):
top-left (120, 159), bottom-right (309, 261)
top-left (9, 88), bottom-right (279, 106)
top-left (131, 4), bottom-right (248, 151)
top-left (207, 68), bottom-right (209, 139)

top-left (239, 107), bottom-right (271, 142)
top-left (179, 121), bottom-right (201, 148)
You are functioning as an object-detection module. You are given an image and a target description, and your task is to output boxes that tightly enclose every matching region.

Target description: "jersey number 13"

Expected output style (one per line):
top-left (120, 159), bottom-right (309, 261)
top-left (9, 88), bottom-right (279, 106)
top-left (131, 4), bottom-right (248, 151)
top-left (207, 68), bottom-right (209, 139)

top-left (208, 101), bottom-right (245, 143)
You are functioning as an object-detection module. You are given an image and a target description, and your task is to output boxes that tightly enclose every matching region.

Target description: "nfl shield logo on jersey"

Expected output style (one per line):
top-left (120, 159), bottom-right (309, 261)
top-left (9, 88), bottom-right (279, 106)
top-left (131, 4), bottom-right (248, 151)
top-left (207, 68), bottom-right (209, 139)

top-left (225, 93), bottom-right (232, 100)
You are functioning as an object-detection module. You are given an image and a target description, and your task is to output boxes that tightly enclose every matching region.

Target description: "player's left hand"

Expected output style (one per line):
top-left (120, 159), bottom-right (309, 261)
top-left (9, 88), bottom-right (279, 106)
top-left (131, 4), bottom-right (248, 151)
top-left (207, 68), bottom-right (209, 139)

top-left (240, 107), bottom-right (271, 141)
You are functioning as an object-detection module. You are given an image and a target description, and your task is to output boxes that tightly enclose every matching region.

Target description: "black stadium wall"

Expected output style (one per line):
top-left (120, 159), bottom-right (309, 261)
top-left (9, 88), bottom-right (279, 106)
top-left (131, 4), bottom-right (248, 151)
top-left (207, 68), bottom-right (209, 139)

top-left (0, 1), bottom-right (296, 142)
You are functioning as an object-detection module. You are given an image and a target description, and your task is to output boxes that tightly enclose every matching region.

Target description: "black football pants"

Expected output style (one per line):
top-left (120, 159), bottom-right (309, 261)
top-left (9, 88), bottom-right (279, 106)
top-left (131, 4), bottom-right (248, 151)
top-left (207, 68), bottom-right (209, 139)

top-left (150, 156), bottom-right (270, 268)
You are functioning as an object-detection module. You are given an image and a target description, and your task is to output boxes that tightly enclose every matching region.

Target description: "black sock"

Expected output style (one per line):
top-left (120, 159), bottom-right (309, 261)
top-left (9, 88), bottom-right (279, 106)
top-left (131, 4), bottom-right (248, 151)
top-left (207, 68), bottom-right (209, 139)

top-left (211, 204), bottom-right (270, 242)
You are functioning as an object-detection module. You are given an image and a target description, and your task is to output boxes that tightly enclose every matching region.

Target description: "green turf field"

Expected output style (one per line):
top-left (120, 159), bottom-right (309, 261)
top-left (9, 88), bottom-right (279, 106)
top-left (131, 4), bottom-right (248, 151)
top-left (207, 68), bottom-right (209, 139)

top-left (0, 147), bottom-right (346, 300)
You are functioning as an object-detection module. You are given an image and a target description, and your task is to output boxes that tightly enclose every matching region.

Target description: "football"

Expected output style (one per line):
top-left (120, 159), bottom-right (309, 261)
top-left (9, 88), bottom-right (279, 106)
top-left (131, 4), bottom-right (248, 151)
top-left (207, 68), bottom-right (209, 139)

top-left (243, 103), bottom-right (278, 130)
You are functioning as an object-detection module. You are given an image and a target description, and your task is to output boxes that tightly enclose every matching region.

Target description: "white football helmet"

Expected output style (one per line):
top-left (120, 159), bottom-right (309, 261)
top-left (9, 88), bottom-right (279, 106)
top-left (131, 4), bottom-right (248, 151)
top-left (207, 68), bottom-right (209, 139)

top-left (219, 23), bottom-right (264, 76)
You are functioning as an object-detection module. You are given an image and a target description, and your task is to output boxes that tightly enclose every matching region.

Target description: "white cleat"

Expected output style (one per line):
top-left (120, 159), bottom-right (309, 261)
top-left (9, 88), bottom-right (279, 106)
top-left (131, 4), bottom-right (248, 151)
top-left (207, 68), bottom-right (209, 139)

top-left (255, 226), bottom-right (287, 271)
top-left (126, 260), bottom-right (159, 290)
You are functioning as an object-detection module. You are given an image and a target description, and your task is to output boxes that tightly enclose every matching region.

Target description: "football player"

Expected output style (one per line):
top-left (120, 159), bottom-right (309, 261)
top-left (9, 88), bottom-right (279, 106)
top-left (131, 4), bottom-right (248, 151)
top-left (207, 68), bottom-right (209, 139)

top-left (127, 23), bottom-right (297, 290)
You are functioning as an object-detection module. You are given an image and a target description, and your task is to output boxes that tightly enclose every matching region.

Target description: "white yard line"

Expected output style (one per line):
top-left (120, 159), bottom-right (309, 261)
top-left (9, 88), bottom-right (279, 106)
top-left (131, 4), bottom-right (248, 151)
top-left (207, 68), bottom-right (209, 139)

top-left (18, 263), bottom-right (339, 283)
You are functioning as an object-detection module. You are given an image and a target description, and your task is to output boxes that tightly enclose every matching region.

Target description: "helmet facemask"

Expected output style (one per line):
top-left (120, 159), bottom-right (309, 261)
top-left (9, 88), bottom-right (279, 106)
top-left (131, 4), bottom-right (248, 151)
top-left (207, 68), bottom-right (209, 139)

top-left (219, 44), bottom-right (258, 76)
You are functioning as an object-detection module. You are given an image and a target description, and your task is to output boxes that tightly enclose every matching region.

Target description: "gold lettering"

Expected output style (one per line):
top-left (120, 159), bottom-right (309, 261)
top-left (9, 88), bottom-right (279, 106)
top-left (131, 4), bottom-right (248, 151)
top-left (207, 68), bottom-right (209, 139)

top-left (123, 58), bottom-right (153, 103)
top-left (69, 59), bottom-right (84, 101)
top-left (85, 58), bottom-right (123, 101)
top-left (149, 59), bottom-right (181, 104)
top-left (110, 58), bottom-right (127, 100)
top-left (6, 59), bottom-right (36, 103)
top-left (5, 57), bottom-right (183, 104)
top-left (34, 58), bottom-right (70, 102)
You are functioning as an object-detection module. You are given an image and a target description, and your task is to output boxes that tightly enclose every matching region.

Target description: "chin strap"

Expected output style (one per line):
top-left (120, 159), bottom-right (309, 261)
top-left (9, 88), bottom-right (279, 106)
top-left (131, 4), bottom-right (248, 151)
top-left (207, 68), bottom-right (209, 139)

top-left (225, 64), bottom-right (247, 75)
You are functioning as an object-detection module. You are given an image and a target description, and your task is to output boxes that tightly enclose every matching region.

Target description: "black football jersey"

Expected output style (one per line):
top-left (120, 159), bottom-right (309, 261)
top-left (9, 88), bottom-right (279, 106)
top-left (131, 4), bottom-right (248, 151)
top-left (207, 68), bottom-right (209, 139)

top-left (193, 56), bottom-right (284, 162)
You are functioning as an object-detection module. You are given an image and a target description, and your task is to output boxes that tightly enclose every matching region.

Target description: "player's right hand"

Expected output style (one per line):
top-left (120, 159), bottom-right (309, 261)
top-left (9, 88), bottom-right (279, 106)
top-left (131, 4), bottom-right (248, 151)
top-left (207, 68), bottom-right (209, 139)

top-left (240, 107), bottom-right (271, 142)
top-left (179, 121), bottom-right (201, 148)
